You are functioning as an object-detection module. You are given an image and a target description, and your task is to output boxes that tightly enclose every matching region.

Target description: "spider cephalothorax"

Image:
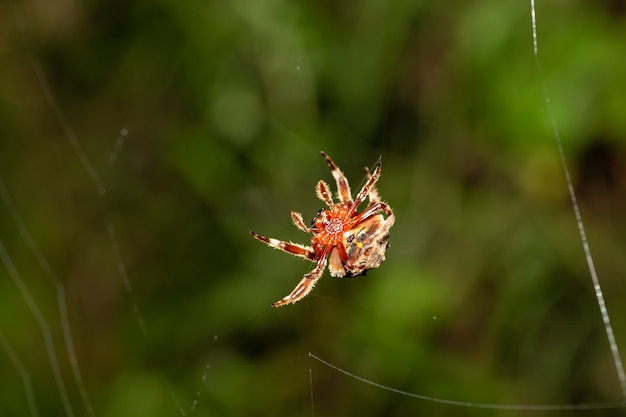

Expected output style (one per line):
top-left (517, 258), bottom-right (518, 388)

top-left (250, 151), bottom-right (395, 307)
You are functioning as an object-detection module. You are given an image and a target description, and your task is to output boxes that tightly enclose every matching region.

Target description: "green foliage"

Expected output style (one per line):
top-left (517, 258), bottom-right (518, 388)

top-left (1, 0), bottom-right (625, 415)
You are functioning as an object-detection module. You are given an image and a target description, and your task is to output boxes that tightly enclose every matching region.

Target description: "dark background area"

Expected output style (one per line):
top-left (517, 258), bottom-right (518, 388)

top-left (1, 0), bottom-right (626, 416)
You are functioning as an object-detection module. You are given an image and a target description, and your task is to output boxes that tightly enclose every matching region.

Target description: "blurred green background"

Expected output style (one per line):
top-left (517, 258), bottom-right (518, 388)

top-left (1, 0), bottom-right (626, 416)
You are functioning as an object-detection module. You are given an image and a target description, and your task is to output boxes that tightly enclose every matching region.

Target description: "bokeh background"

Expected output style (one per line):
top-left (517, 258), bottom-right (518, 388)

top-left (1, 0), bottom-right (626, 416)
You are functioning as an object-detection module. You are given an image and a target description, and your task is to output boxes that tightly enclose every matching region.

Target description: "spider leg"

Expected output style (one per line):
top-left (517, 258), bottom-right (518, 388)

top-left (363, 167), bottom-right (381, 203)
top-left (271, 248), bottom-right (329, 307)
top-left (290, 212), bottom-right (311, 233)
top-left (346, 160), bottom-right (382, 218)
top-left (321, 151), bottom-right (353, 204)
top-left (348, 201), bottom-right (394, 227)
top-left (249, 231), bottom-right (316, 261)
top-left (315, 180), bottom-right (334, 207)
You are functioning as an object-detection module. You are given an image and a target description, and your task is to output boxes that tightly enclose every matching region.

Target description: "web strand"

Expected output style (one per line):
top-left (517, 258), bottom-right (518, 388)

top-left (0, 239), bottom-right (75, 417)
top-left (0, 331), bottom-right (40, 417)
top-left (306, 299), bottom-right (315, 417)
top-left (10, 0), bottom-right (146, 337)
top-left (106, 220), bottom-right (147, 334)
top-left (530, 0), bottom-right (626, 402)
top-left (9, 1), bottom-right (105, 196)
top-left (310, 353), bottom-right (626, 411)
top-left (6, 3), bottom-right (147, 413)
top-left (0, 178), bottom-right (96, 417)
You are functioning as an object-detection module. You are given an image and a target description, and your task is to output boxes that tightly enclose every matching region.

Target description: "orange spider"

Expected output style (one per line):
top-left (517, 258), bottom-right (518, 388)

top-left (250, 151), bottom-right (395, 307)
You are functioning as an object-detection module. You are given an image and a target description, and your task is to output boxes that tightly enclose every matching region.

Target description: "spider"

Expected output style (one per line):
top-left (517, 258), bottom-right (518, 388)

top-left (250, 151), bottom-right (395, 307)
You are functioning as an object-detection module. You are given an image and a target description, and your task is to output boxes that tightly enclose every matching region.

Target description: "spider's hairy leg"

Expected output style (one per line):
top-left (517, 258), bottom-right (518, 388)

top-left (271, 249), bottom-right (329, 307)
top-left (363, 167), bottom-right (381, 203)
top-left (349, 201), bottom-right (394, 227)
top-left (315, 180), bottom-right (334, 207)
top-left (328, 244), bottom-right (350, 277)
top-left (249, 231), bottom-right (316, 261)
top-left (320, 151), bottom-right (353, 204)
top-left (346, 160), bottom-right (382, 218)
top-left (291, 211), bottom-right (311, 233)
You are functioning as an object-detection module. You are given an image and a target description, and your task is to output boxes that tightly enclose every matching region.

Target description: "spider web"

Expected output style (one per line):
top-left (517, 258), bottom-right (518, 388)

top-left (1, 0), bottom-right (626, 416)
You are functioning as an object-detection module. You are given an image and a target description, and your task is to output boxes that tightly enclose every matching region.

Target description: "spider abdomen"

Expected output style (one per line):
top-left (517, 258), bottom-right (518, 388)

top-left (344, 215), bottom-right (393, 274)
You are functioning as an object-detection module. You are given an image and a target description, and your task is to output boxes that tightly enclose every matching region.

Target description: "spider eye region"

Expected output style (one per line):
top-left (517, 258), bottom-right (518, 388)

top-left (310, 208), bottom-right (324, 227)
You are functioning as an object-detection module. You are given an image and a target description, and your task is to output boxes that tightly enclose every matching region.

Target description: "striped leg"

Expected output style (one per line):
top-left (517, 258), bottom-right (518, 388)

top-left (249, 231), bottom-right (316, 261)
top-left (271, 248), bottom-right (329, 307)
top-left (320, 151), bottom-right (353, 204)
